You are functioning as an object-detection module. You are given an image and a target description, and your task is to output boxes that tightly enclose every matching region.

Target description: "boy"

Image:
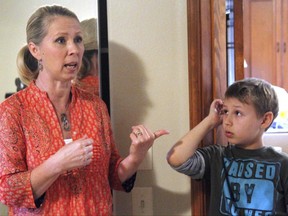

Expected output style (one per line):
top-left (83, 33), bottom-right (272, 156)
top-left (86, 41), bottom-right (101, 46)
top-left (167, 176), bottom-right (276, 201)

top-left (167, 78), bottom-right (288, 215)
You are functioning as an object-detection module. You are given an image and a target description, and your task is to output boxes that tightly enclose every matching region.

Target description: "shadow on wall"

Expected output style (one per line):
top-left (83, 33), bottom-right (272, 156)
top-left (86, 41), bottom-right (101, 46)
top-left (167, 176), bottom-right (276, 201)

top-left (141, 172), bottom-right (191, 216)
top-left (114, 170), bottom-right (191, 216)
top-left (109, 41), bottom-right (152, 121)
top-left (109, 41), bottom-right (152, 154)
top-left (109, 42), bottom-right (191, 215)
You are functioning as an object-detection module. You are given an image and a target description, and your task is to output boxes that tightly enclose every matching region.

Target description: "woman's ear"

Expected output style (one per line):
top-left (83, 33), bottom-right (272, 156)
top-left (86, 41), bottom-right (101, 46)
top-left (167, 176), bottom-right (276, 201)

top-left (261, 111), bottom-right (274, 130)
top-left (28, 42), bottom-right (41, 60)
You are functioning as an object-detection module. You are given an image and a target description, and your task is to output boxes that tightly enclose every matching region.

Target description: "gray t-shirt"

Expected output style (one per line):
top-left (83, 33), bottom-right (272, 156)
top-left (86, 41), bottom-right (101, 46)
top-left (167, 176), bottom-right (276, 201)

top-left (171, 144), bottom-right (288, 216)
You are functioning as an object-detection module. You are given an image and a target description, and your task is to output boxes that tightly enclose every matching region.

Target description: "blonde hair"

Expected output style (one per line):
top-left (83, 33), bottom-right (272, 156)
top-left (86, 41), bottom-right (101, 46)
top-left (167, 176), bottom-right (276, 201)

top-left (17, 5), bottom-right (79, 85)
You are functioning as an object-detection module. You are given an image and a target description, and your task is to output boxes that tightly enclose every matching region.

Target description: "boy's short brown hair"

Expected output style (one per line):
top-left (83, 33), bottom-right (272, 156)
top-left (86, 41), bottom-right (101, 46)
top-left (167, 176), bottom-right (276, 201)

top-left (225, 78), bottom-right (279, 121)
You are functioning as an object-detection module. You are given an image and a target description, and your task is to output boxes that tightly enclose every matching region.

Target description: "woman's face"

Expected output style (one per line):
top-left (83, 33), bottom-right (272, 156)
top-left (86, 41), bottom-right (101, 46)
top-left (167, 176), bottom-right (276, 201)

top-left (35, 16), bottom-right (84, 82)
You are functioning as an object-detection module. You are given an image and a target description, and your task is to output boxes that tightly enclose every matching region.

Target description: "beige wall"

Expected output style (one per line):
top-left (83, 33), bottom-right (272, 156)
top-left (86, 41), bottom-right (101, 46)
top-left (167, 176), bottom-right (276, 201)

top-left (0, 0), bottom-right (191, 215)
top-left (107, 1), bottom-right (191, 215)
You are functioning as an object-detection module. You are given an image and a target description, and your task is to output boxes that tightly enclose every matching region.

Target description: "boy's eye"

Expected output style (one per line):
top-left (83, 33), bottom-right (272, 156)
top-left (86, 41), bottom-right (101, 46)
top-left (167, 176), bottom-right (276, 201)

top-left (221, 109), bottom-right (228, 115)
top-left (235, 111), bottom-right (242, 116)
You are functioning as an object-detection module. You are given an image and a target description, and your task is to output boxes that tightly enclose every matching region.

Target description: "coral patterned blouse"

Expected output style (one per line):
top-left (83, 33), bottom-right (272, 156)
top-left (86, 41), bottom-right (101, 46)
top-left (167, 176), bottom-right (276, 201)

top-left (0, 82), bottom-right (125, 215)
top-left (78, 75), bottom-right (100, 96)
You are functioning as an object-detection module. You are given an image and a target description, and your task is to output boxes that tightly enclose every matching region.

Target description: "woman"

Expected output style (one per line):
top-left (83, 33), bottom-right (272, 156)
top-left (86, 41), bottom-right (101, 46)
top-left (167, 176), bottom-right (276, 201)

top-left (0, 5), bottom-right (168, 215)
top-left (77, 17), bottom-right (100, 96)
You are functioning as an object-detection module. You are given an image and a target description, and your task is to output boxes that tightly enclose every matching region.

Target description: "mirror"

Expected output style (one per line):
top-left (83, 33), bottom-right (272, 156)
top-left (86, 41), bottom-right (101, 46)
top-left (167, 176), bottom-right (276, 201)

top-left (0, 0), bottom-right (99, 102)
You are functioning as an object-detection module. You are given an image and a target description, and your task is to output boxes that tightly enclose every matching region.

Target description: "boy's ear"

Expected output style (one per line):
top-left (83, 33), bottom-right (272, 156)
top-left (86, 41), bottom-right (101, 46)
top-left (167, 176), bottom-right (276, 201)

top-left (261, 111), bottom-right (274, 130)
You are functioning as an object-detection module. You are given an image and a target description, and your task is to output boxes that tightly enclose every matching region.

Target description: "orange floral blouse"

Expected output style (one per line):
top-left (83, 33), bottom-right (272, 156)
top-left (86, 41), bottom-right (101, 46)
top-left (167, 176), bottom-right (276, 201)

top-left (78, 75), bottom-right (100, 96)
top-left (0, 82), bottom-right (126, 215)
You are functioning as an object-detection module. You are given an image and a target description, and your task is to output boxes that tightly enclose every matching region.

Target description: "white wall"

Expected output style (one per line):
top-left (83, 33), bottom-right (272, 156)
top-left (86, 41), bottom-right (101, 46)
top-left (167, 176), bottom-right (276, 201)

top-left (0, 0), bottom-right (98, 102)
top-left (107, 1), bottom-right (191, 215)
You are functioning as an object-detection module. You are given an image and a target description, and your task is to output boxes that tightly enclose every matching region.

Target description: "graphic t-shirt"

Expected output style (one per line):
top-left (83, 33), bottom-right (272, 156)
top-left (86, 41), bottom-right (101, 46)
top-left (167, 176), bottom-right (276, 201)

top-left (177, 145), bottom-right (288, 215)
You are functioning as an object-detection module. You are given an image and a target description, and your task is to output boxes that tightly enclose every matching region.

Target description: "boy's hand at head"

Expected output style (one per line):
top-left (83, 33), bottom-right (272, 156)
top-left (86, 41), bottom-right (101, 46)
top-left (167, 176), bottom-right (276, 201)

top-left (208, 99), bottom-right (224, 128)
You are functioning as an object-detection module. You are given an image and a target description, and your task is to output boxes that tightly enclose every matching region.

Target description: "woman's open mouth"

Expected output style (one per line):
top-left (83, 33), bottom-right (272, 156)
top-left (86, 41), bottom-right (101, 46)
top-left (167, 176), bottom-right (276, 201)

top-left (65, 63), bottom-right (77, 70)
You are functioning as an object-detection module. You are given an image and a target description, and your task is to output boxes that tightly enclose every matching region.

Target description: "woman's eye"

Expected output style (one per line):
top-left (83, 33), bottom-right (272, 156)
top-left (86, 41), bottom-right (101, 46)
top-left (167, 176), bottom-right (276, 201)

top-left (75, 36), bottom-right (83, 43)
top-left (56, 37), bottom-right (66, 44)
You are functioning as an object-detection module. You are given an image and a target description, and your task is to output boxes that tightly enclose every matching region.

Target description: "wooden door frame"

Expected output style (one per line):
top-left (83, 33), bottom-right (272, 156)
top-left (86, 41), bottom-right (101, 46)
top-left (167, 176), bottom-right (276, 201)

top-left (187, 0), bottom-right (237, 214)
top-left (234, 0), bottom-right (244, 80)
top-left (187, 1), bottom-right (210, 214)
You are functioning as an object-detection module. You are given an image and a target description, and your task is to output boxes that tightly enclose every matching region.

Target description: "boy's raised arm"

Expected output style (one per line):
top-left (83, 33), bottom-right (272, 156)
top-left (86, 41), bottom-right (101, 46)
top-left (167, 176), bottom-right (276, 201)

top-left (166, 99), bottom-right (223, 167)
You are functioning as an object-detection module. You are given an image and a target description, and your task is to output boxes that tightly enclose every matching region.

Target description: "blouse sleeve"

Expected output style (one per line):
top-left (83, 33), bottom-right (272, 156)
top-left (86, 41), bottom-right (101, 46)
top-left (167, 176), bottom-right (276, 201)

top-left (0, 98), bottom-right (36, 208)
top-left (98, 99), bottom-right (136, 192)
top-left (99, 99), bottom-right (122, 190)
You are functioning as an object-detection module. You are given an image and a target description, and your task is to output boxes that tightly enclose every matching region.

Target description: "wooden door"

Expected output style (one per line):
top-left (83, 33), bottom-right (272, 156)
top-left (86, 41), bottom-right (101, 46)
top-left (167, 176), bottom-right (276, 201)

top-left (187, 0), bottom-right (227, 215)
top-left (282, 0), bottom-right (288, 90)
top-left (243, 0), bottom-right (279, 85)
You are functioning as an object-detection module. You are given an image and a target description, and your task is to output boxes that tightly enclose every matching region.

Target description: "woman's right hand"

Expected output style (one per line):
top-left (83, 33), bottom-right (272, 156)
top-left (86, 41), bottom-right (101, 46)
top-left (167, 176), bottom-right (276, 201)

top-left (30, 136), bottom-right (93, 199)
top-left (52, 136), bottom-right (94, 174)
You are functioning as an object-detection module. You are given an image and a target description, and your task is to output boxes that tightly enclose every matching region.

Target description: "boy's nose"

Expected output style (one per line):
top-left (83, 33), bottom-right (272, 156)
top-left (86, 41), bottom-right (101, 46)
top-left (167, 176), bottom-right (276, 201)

top-left (223, 115), bottom-right (232, 125)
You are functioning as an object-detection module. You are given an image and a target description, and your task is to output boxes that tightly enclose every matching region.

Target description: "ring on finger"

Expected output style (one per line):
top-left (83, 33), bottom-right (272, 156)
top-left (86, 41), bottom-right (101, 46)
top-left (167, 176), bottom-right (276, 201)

top-left (134, 130), bottom-right (143, 137)
top-left (85, 152), bottom-right (90, 163)
top-left (136, 130), bottom-right (143, 136)
top-left (153, 132), bottom-right (157, 139)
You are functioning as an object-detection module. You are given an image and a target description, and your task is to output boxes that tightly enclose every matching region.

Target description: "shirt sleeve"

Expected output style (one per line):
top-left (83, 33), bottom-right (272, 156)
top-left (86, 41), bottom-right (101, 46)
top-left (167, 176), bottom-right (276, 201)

top-left (121, 172), bottom-right (137, 192)
top-left (0, 98), bottom-right (36, 208)
top-left (98, 99), bottom-right (129, 191)
top-left (171, 151), bottom-right (206, 179)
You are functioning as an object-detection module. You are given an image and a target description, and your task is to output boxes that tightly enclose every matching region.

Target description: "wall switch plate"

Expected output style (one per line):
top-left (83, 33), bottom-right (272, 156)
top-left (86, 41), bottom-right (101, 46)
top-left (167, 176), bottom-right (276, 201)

top-left (132, 187), bottom-right (153, 215)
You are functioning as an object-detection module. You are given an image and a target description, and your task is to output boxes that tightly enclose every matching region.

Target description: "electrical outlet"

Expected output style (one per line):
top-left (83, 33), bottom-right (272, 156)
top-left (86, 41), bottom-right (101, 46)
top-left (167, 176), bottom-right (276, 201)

top-left (132, 187), bottom-right (153, 215)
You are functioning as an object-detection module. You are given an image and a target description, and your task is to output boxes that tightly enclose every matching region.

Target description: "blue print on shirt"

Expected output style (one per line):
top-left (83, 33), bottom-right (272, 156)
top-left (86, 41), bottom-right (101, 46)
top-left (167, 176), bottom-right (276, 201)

top-left (220, 158), bottom-right (281, 215)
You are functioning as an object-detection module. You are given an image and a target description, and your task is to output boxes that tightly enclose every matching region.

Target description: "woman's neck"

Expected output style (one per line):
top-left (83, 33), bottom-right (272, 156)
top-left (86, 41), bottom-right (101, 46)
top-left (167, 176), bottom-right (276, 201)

top-left (35, 76), bottom-right (72, 138)
top-left (36, 77), bottom-right (71, 108)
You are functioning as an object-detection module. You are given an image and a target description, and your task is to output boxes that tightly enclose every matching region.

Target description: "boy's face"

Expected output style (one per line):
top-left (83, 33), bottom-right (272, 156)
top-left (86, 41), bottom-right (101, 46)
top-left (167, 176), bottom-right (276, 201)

top-left (222, 97), bottom-right (265, 149)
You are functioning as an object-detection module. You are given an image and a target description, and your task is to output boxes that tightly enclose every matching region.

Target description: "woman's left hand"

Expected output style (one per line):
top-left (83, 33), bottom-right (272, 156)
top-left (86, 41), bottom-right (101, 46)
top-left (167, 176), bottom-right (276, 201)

top-left (129, 125), bottom-right (169, 162)
top-left (118, 125), bottom-right (169, 182)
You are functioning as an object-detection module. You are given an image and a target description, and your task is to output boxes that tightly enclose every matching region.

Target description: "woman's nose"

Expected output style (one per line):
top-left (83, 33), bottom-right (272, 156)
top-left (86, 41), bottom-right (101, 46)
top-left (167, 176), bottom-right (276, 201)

top-left (67, 42), bottom-right (83, 55)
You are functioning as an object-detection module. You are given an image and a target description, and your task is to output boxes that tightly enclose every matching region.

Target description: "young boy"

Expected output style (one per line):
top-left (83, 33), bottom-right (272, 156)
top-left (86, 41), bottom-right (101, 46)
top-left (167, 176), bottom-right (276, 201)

top-left (167, 78), bottom-right (288, 215)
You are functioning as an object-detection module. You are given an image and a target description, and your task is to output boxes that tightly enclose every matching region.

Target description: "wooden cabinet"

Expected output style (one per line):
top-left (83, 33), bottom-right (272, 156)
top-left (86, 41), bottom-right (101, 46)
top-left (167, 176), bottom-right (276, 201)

top-left (282, 0), bottom-right (288, 89)
top-left (243, 0), bottom-right (288, 90)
